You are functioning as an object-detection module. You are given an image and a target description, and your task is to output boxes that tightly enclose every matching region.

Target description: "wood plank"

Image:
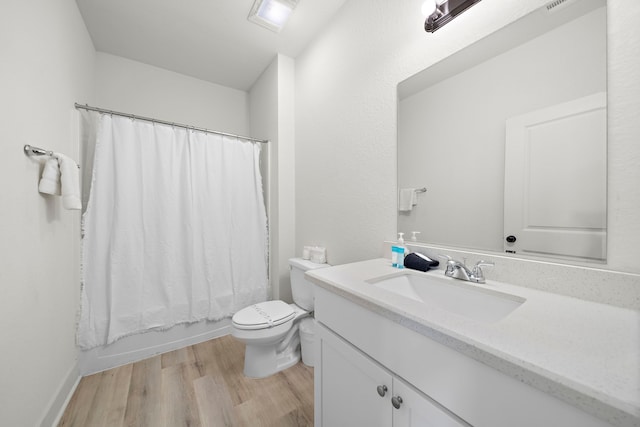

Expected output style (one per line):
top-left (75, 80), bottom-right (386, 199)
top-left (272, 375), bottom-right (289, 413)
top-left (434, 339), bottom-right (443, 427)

top-left (161, 344), bottom-right (196, 369)
top-left (58, 372), bottom-right (102, 427)
top-left (270, 408), bottom-right (313, 427)
top-left (123, 355), bottom-right (163, 427)
top-left (58, 334), bottom-right (314, 427)
top-left (193, 375), bottom-right (238, 427)
top-left (192, 338), bottom-right (223, 378)
top-left (161, 361), bottom-right (203, 427)
top-left (209, 336), bottom-right (258, 406)
top-left (82, 364), bottom-right (133, 427)
top-left (281, 364), bottom-right (315, 423)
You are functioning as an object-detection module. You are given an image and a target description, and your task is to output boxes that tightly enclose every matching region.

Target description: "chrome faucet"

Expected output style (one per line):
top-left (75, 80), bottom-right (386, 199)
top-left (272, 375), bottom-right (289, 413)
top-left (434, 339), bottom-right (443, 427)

top-left (438, 255), bottom-right (494, 284)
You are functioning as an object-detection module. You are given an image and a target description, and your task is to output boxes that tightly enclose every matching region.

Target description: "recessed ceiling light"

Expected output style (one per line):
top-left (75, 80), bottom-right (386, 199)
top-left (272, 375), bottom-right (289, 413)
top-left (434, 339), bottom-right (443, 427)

top-left (248, 0), bottom-right (299, 33)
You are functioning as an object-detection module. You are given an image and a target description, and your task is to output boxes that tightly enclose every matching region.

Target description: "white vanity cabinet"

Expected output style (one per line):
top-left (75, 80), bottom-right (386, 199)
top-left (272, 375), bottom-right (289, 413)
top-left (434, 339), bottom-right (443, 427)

top-left (317, 322), bottom-right (390, 427)
top-left (313, 284), bottom-right (615, 427)
top-left (317, 321), bottom-right (468, 427)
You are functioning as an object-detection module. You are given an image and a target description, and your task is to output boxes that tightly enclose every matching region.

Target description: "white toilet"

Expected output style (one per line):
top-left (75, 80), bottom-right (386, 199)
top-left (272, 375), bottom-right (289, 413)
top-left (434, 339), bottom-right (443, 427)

top-left (231, 257), bottom-right (330, 378)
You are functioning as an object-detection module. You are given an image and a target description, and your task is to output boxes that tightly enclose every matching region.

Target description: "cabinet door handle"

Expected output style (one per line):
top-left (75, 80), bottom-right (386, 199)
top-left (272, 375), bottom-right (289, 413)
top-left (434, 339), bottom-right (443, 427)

top-left (376, 385), bottom-right (388, 397)
top-left (391, 395), bottom-right (403, 409)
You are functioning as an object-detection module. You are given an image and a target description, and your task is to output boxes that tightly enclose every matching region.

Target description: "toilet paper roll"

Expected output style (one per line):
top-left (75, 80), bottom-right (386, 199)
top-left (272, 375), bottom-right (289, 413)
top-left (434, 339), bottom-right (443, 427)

top-left (302, 246), bottom-right (312, 260)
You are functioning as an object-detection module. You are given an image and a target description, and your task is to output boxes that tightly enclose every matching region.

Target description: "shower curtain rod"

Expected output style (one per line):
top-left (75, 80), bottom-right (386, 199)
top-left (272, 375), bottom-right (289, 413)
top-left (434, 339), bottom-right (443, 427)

top-left (74, 103), bottom-right (269, 144)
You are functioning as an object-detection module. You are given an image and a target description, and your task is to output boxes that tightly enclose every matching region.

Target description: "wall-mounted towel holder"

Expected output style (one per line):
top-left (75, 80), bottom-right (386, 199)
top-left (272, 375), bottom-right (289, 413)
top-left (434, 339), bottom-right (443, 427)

top-left (24, 144), bottom-right (53, 157)
top-left (24, 144), bottom-right (80, 168)
top-left (415, 187), bottom-right (427, 193)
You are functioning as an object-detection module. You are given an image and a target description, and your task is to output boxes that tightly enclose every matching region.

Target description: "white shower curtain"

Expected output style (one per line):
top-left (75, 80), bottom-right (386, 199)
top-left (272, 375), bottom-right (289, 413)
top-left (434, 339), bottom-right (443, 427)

top-left (78, 112), bottom-right (268, 349)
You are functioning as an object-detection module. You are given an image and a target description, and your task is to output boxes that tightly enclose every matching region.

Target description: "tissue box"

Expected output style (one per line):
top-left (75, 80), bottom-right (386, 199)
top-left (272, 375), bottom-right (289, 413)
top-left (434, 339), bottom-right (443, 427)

top-left (309, 246), bottom-right (326, 264)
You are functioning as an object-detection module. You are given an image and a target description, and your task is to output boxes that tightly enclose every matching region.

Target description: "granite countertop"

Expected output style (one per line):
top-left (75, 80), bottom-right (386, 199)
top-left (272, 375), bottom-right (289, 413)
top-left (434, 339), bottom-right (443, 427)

top-left (306, 258), bottom-right (640, 427)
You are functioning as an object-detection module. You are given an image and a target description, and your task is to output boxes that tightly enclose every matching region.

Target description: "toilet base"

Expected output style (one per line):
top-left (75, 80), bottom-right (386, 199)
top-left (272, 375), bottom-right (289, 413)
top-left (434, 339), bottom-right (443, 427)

top-left (243, 335), bottom-right (301, 378)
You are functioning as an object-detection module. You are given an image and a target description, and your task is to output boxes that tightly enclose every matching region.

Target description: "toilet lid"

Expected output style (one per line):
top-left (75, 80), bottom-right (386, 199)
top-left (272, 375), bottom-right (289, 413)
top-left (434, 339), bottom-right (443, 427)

top-left (232, 300), bottom-right (295, 330)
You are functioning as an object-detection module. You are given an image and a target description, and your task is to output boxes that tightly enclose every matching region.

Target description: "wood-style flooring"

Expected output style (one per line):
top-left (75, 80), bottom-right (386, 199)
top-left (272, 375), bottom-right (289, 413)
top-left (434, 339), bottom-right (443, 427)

top-left (58, 335), bottom-right (314, 427)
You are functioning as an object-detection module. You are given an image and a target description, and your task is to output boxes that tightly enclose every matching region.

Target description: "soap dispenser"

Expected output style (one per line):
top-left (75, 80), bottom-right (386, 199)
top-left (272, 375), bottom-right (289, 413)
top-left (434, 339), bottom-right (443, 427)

top-left (411, 231), bottom-right (421, 242)
top-left (391, 233), bottom-right (407, 268)
top-left (391, 233), bottom-right (405, 268)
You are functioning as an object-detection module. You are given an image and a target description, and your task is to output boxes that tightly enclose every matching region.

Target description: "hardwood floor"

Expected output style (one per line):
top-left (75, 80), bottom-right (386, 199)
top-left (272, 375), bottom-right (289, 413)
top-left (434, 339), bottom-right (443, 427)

top-left (58, 335), bottom-right (314, 427)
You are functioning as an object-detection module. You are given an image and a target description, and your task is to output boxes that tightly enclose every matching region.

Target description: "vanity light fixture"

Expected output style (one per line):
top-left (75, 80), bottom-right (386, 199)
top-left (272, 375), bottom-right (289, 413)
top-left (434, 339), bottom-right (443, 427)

top-left (248, 0), bottom-right (298, 33)
top-left (422, 0), bottom-right (482, 33)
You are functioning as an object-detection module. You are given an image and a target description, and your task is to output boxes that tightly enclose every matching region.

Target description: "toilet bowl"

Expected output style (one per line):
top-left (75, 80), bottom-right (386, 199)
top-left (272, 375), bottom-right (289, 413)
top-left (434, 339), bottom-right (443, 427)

top-left (231, 258), bottom-right (330, 378)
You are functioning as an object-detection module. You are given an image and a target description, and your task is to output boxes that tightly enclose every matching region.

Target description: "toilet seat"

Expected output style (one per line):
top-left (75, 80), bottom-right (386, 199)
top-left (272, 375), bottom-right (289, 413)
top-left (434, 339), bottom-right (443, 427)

top-left (232, 300), bottom-right (295, 330)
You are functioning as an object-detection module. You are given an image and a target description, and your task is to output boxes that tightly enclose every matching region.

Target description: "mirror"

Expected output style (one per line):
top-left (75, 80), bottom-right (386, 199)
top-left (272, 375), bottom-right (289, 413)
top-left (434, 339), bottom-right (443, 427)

top-left (397, 0), bottom-right (607, 263)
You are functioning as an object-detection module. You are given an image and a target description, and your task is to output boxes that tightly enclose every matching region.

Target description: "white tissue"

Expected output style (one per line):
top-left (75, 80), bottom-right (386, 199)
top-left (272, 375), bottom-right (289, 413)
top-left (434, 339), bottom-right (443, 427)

top-left (309, 246), bottom-right (326, 264)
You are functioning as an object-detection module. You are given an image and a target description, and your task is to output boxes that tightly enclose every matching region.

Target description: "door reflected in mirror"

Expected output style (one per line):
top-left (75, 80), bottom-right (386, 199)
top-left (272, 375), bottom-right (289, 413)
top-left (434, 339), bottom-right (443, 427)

top-left (397, 0), bottom-right (606, 263)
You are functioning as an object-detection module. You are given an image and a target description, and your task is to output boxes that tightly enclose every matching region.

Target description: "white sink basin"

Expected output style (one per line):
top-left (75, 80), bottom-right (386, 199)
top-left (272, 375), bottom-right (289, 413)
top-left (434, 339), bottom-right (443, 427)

top-left (367, 271), bottom-right (525, 323)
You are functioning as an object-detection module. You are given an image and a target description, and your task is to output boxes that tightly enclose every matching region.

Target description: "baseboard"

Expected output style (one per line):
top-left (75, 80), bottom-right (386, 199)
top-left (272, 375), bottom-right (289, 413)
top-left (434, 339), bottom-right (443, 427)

top-left (39, 362), bottom-right (81, 427)
top-left (79, 318), bottom-right (232, 375)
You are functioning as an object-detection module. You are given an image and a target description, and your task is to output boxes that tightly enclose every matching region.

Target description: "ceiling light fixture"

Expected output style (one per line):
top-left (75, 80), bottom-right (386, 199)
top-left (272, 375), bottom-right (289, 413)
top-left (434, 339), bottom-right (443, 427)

top-left (248, 0), bottom-right (299, 33)
top-left (423, 0), bottom-right (482, 33)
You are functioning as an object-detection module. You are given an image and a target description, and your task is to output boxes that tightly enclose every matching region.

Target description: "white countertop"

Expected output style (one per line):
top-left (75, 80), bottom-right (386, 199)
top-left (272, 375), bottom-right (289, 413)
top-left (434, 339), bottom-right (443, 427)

top-left (306, 258), bottom-right (640, 427)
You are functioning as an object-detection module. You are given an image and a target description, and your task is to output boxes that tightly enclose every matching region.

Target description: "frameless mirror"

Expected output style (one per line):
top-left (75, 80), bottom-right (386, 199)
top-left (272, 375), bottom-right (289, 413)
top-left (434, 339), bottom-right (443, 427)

top-left (397, 0), bottom-right (607, 264)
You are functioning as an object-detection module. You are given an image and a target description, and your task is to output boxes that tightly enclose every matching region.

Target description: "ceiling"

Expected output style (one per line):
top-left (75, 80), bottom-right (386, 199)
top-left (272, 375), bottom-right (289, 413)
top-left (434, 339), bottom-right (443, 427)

top-left (76, 0), bottom-right (348, 91)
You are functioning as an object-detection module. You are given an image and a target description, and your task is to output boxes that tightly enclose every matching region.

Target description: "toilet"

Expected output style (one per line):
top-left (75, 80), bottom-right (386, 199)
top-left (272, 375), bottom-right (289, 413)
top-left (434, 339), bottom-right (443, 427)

top-left (231, 257), bottom-right (330, 378)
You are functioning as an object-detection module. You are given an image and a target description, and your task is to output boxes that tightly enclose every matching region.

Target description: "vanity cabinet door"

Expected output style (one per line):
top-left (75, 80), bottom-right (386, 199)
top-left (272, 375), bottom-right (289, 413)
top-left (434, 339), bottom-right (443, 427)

top-left (392, 377), bottom-right (470, 427)
top-left (317, 324), bottom-right (392, 427)
top-left (317, 324), bottom-right (471, 427)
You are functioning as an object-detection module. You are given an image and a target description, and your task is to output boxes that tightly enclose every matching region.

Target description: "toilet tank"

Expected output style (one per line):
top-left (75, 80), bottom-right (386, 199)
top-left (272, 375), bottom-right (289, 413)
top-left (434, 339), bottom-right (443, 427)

top-left (289, 258), bottom-right (330, 311)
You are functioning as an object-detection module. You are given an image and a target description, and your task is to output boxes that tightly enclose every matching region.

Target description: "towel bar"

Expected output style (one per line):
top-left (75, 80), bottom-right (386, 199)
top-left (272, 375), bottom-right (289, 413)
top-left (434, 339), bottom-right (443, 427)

top-left (24, 144), bottom-right (53, 157)
top-left (24, 144), bottom-right (80, 168)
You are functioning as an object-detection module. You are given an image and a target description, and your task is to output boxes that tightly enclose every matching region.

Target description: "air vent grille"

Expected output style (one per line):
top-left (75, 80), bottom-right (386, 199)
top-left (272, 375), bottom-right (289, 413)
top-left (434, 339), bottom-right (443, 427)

top-left (546, 0), bottom-right (577, 13)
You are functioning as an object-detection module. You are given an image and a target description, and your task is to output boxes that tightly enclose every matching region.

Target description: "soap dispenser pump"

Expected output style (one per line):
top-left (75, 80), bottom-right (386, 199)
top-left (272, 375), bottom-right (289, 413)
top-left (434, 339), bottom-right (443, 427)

top-left (398, 232), bottom-right (410, 253)
top-left (411, 231), bottom-right (421, 242)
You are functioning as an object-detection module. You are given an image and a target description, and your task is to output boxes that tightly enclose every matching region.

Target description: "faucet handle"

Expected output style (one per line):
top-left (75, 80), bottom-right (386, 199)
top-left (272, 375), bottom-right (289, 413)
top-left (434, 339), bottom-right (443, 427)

top-left (438, 254), bottom-right (455, 274)
top-left (472, 260), bottom-right (494, 282)
top-left (475, 260), bottom-right (494, 268)
top-left (438, 254), bottom-right (453, 264)
top-left (437, 254), bottom-right (454, 268)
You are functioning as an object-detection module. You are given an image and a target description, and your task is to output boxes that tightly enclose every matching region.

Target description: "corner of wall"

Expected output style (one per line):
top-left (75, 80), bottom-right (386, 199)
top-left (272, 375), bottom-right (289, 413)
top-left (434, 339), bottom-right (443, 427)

top-left (249, 56), bottom-right (297, 301)
top-left (39, 362), bottom-right (81, 427)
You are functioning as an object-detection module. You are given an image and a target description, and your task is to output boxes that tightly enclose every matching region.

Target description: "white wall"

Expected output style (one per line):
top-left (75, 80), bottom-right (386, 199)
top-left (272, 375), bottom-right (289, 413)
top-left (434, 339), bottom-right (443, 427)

top-left (249, 55), bottom-right (297, 302)
top-left (94, 52), bottom-right (250, 134)
top-left (295, 0), bottom-right (640, 275)
top-left (607, 0), bottom-right (640, 273)
top-left (0, 1), bottom-right (95, 426)
top-left (398, 8), bottom-right (606, 253)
